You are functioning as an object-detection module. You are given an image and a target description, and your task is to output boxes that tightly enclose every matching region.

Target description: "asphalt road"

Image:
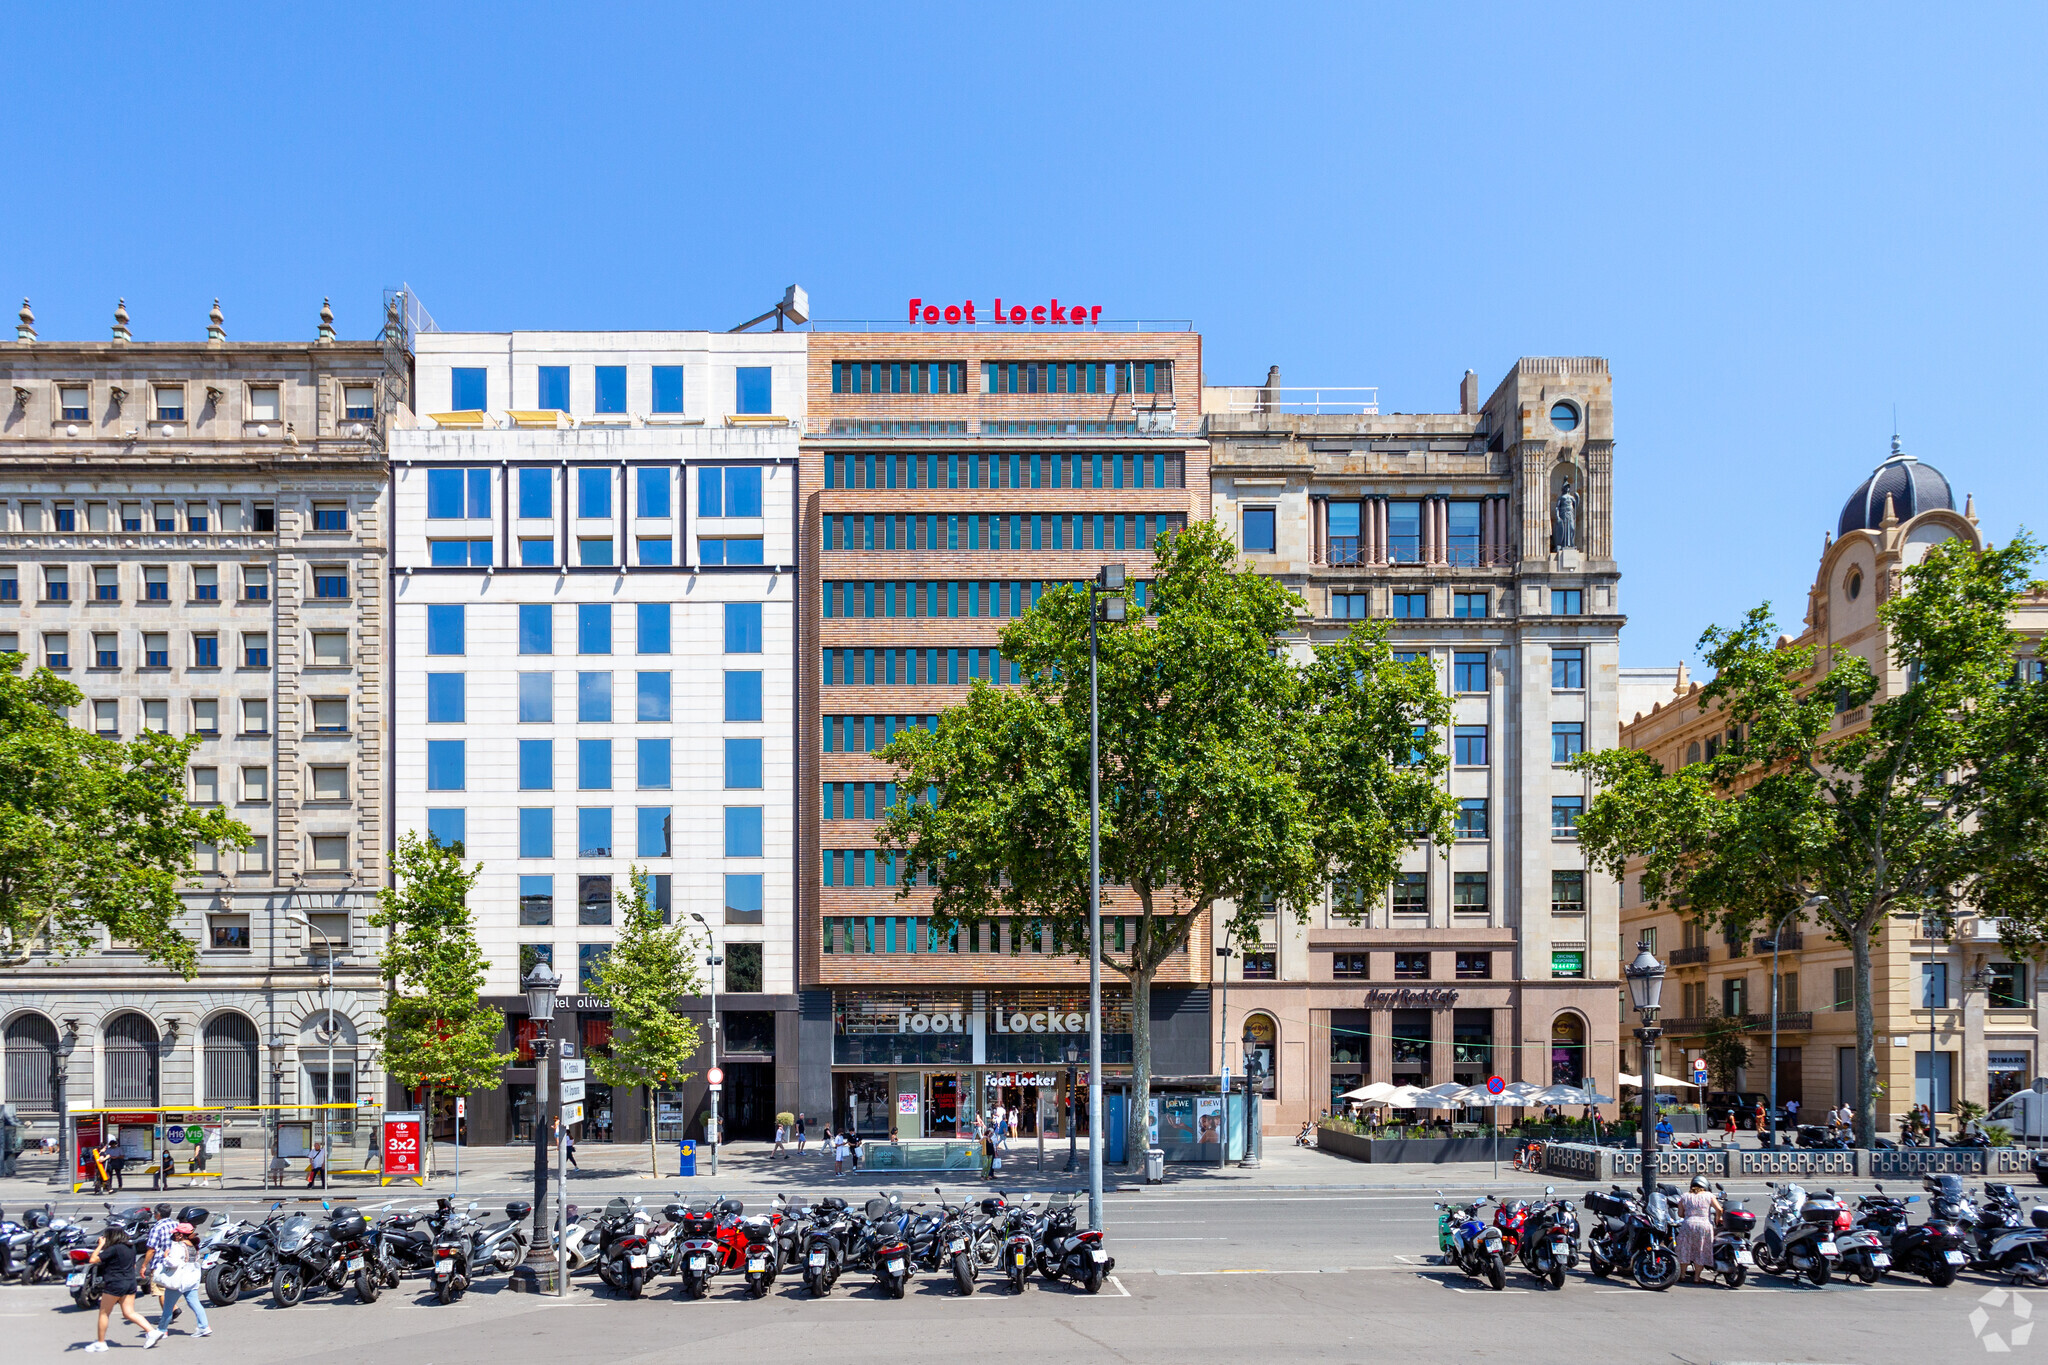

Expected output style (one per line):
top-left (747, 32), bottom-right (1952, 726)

top-left (6, 1186), bottom-right (2026, 1364)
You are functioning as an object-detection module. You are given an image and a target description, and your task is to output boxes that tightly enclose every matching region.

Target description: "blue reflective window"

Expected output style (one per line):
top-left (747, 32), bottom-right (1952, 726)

top-left (703, 537), bottom-right (764, 565)
top-left (637, 738), bottom-right (671, 790)
top-left (725, 806), bottom-right (763, 858)
top-left (637, 671), bottom-right (671, 721)
top-left (637, 537), bottom-right (673, 565)
top-left (426, 604), bottom-right (465, 656)
top-left (578, 739), bottom-right (612, 790)
top-left (578, 806), bottom-right (613, 858)
top-left (578, 537), bottom-right (614, 566)
top-left (725, 670), bottom-right (762, 722)
top-left (426, 672), bottom-right (465, 722)
top-left (519, 671), bottom-right (554, 722)
top-left (636, 468), bottom-right (670, 517)
top-left (518, 739), bottom-right (554, 790)
top-left (735, 367), bottom-right (771, 415)
top-left (426, 739), bottom-right (466, 791)
top-left (519, 807), bottom-right (553, 858)
top-left (519, 604), bottom-right (553, 655)
top-left (538, 366), bottom-right (569, 411)
top-left (594, 366), bottom-right (626, 415)
top-left (520, 537), bottom-right (554, 566)
top-left (637, 806), bottom-right (671, 858)
top-left (726, 467), bottom-right (762, 517)
top-left (426, 808), bottom-right (465, 850)
top-left (651, 366), bottom-right (684, 414)
top-left (578, 671), bottom-right (612, 723)
top-left (518, 467), bottom-right (552, 517)
top-left (427, 468), bottom-right (465, 519)
top-left (637, 603), bottom-right (670, 654)
top-left (577, 467), bottom-right (611, 518)
top-left (519, 875), bottom-right (553, 924)
top-left (725, 737), bottom-right (762, 789)
top-left (451, 367), bottom-right (487, 411)
top-left (699, 467), bottom-right (723, 518)
top-left (578, 603), bottom-right (612, 655)
top-left (724, 874), bottom-right (764, 924)
top-left (724, 602), bottom-right (761, 653)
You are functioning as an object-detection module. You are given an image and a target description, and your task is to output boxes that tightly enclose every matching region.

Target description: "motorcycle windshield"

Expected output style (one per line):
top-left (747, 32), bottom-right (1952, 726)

top-left (277, 1216), bottom-right (310, 1251)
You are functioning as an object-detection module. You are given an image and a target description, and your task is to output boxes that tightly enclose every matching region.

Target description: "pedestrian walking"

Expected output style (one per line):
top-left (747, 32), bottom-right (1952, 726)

top-left (305, 1140), bottom-right (327, 1189)
top-left (773, 1121), bottom-right (788, 1159)
top-left (1752, 1101), bottom-right (1766, 1137)
top-left (796, 1113), bottom-right (807, 1153)
top-left (1838, 1102), bottom-right (1855, 1139)
top-left (980, 1120), bottom-right (996, 1181)
top-left (1676, 1177), bottom-right (1721, 1282)
top-left (1784, 1098), bottom-right (1800, 1124)
top-left (831, 1130), bottom-right (847, 1176)
top-left (145, 1223), bottom-right (210, 1345)
top-left (562, 1119), bottom-right (579, 1172)
top-left (1655, 1114), bottom-right (1674, 1149)
top-left (139, 1204), bottom-right (177, 1318)
top-left (848, 1133), bottom-right (862, 1171)
top-left (84, 1226), bottom-right (150, 1352)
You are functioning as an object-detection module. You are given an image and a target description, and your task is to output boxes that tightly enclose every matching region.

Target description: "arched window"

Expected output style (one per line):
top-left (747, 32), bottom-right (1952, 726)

top-left (203, 1013), bottom-right (259, 1106)
top-left (105, 1013), bottom-right (161, 1105)
top-left (1685, 742), bottom-right (1701, 765)
top-left (1243, 1013), bottom-right (1278, 1097)
top-left (1551, 1014), bottom-right (1587, 1087)
top-left (4, 1013), bottom-right (59, 1111)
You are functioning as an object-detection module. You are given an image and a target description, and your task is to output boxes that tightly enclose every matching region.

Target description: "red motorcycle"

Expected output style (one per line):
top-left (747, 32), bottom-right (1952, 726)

top-left (675, 1198), bottom-right (783, 1299)
top-left (1493, 1197), bottom-right (1530, 1274)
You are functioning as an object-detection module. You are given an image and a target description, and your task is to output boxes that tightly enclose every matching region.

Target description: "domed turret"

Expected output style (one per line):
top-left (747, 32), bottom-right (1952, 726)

top-left (1837, 436), bottom-right (1954, 537)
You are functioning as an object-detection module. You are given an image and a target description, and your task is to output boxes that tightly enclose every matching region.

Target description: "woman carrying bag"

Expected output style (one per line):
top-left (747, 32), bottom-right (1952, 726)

top-left (145, 1223), bottom-right (210, 1345)
top-left (84, 1227), bottom-right (151, 1352)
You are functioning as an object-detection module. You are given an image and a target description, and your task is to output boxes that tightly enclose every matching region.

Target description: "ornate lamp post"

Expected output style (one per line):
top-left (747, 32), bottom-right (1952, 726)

top-left (1625, 941), bottom-right (1668, 1207)
top-left (1241, 1023), bottom-right (1264, 1169)
top-left (53, 1020), bottom-right (79, 1189)
top-left (1084, 563), bottom-right (1123, 1232)
top-left (520, 959), bottom-right (559, 1291)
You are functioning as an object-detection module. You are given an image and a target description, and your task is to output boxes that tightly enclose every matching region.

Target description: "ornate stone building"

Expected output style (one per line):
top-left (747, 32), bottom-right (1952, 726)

top-left (0, 296), bottom-right (404, 1174)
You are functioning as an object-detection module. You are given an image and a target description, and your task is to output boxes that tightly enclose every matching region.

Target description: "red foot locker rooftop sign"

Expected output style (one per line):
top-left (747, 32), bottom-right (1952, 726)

top-left (909, 298), bottom-right (1103, 325)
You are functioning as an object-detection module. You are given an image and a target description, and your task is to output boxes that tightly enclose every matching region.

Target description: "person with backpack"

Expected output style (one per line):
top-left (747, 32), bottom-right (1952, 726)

top-left (144, 1223), bottom-right (210, 1345)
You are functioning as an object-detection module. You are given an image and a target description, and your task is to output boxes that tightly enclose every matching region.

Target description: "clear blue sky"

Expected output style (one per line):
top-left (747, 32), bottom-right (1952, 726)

top-left (6, 3), bottom-right (2042, 667)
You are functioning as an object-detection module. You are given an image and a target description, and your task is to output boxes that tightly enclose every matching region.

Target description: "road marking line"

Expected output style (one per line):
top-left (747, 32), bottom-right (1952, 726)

top-left (1117, 1237), bottom-right (1227, 1242)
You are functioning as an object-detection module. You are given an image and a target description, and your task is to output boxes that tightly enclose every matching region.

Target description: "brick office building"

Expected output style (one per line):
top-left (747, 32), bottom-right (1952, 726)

top-left (795, 316), bottom-right (1215, 1145)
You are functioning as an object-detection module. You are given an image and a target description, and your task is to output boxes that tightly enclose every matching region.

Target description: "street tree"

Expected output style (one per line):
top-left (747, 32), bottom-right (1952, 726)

top-left (370, 831), bottom-right (512, 1158)
top-left (1698, 1003), bottom-right (1751, 1094)
top-left (587, 868), bottom-right (702, 1176)
top-left (1572, 534), bottom-right (2040, 1147)
top-left (0, 654), bottom-right (250, 973)
top-left (876, 521), bottom-right (1455, 1164)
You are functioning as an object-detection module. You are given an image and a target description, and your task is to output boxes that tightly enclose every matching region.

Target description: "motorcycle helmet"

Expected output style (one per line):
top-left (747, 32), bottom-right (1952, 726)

top-left (177, 1206), bottom-right (210, 1226)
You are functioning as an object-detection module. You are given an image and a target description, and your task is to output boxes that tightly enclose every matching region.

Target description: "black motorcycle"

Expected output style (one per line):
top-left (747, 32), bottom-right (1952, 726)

top-left (1585, 1185), bottom-right (1680, 1291)
top-left (203, 1205), bottom-right (292, 1306)
top-left (998, 1197), bottom-right (1039, 1294)
top-left (272, 1207), bottom-right (364, 1307)
top-left (798, 1197), bottom-right (852, 1298)
top-left (430, 1202), bottom-right (482, 1303)
top-left (1517, 1186), bottom-right (1581, 1290)
top-left (1032, 1192), bottom-right (1114, 1295)
top-left (1853, 1185), bottom-right (1964, 1288)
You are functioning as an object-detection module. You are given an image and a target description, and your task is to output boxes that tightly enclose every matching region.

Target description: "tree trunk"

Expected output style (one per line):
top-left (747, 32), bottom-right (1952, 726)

top-left (1126, 962), bottom-right (1154, 1172)
top-left (648, 1085), bottom-right (659, 1178)
top-left (1852, 920), bottom-right (1878, 1148)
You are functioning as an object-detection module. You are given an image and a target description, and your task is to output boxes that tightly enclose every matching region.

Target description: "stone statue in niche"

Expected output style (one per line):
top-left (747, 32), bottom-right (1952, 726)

top-left (1553, 478), bottom-right (1579, 551)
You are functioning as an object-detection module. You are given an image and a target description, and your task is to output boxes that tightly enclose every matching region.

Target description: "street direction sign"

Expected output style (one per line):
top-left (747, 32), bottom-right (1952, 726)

top-left (559, 1079), bottom-right (586, 1104)
top-left (559, 1058), bottom-right (585, 1081)
top-left (562, 1103), bottom-right (584, 1126)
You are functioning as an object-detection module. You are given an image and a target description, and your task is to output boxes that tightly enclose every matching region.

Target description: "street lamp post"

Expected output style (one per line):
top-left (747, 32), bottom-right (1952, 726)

top-left (1761, 894), bottom-right (1828, 1150)
top-left (1064, 1040), bottom-right (1080, 1173)
top-left (518, 960), bottom-right (560, 1293)
top-left (1241, 1024), bottom-right (1263, 1169)
top-left (1216, 940), bottom-right (1233, 1171)
top-left (688, 912), bottom-right (723, 1176)
top-left (1625, 941), bottom-right (1668, 1207)
top-left (287, 907), bottom-right (337, 1170)
top-left (1084, 563), bottom-right (1124, 1234)
top-left (52, 1020), bottom-right (78, 1189)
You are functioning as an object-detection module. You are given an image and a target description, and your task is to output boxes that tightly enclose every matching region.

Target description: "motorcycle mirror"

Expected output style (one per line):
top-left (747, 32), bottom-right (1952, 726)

top-left (1545, 1185), bottom-right (1555, 1196)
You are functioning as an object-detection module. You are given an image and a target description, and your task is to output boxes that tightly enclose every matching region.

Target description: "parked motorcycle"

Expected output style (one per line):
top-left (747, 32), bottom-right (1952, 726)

top-left (1853, 1185), bottom-right (1963, 1288)
top-left (273, 1206), bottom-right (369, 1307)
top-left (863, 1197), bottom-right (912, 1299)
top-left (798, 1197), bottom-right (853, 1298)
top-left (1942, 1180), bottom-right (2048, 1284)
top-left (67, 1205), bottom-right (153, 1309)
top-left (202, 1205), bottom-right (288, 1307)
top-left (430, 1202), bottom-right (483, 1303)
top-left (1032, 1191), bottom-right (1113, 1295)
top-left (671, 1199), bottom-right (723, 1300)
top-left (1585, 1185), bottom-right (1680, 1290)
top-left (1754, 1182), bottom-right (1842, 1287)
top-left (997, 1196), bottom-right (1038, 1294)
top-left (1434, 1194), bottom-right (1504, 1289)
top-left (1706, 1185), bottom-right (1756, 1288)
top-left (1516, 1187), bottom-right (1580, 1289)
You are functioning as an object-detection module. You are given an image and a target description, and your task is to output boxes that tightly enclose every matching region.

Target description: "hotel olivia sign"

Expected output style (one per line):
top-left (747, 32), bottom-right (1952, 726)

top-left (908, 298), bottom-right (1104, 326)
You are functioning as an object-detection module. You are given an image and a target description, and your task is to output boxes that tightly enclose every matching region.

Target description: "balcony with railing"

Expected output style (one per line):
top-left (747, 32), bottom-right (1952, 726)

top-left (1669, 945), bottom-right (1711, 966)
top-left (1754, 932), bottom-right (1803, 954)
top-left (1744, 1011), bottom-right (1813, 1032)
top-left (1317, 538), bottom-right (1516, 569)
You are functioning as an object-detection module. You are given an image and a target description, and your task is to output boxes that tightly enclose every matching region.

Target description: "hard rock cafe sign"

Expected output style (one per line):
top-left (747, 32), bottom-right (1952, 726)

top-left (1358, 987), bottom-right (1459, 1010)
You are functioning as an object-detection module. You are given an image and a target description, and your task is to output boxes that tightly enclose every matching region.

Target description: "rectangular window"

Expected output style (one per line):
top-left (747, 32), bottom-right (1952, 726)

top-left (1834, 965), bottom-right (1854, 1013)
top-left (519, 603), bottom-right (553, 655)
top-left (1551, 870), bottom-right (1585, 915)
top-left (1387, 500), bottom-right (1421, 562)
top-left (637, 536), bottom-right (673, 566)
top-left (155, 385), bottom-right (185, 421)
top-left (426, 808), bottom-right (465, 850)
top-left (725, 873), bottom-right (764, 925)
top-left (518, 467), bottom-right (552, 517)
top-left (519, 671), bottom-right (554, 721)
top-left (519, 739), bottom-right (554, 790)
top-left (577, 671), bottom-right (613, 722)
top-left (241, 837), bottom-right (268, 873)
top-left (426, 739), bottom-right (466, 790)
top-left (725, 737), bottom-right (763, 789)
top-left (726, 467), bottom-right (762, 517)
top-left (1333, 953), bottom-right (1368, 980)
top-left (578, 938), bottom-right (610, 985)
top-left (309, 835), bottom-right (347, 871)
top-left (725, 602), bottom-right (762, 653)
top-left (426, 672), bottom-right (464, 722)
top-left (580, 880), bottom-right (614, 931)
top-left (1456, 950), bottom-right (1492, 980)
top-left (637, 738), bottom-right (672, 789)
top-left (725, 806), bottom-right (764, 858)
top-left (418, 602), bottom-right (466, 655)
top-left (538, 365), bottom-right (569, 411)
top-left (578, 536), bottom-right (614, 566)
top-left (60, 385), bottom-right (89, 420)
top-left (578, 807), bottom-right (613, 858)
top-left (578, 739), bottom-right (612, 790)
top-left (240, 698), bottom-right (265, 733)
top-left (577, 467), bottom-right (611, 518)
top-left (1392, 591), bottom-right (1428, 619)
top-left (1393, 872), bottom-right (1427, 916)
top-left (1455, 798), bottom-right (1488, 838)
top-left (1552, 722), bottom-right (1585, 762)
top-left (1330, 592), bottom-right (1369, 619)
top-left (1989, 962), bottom-right (2029, 1009)
top-left (193, 566), bottom-right (218, 600)
top-left (1453, 725), bottom-right (1487, 765)
top-left (44, 632), bottom-right (70, 669)
top-left (1552, 796), bottom-right (1584, 836)
top-left (734, 366), bottom-right (772, 415)
top-left (725, 670), bottom-right (762, 722)
top-left (192, 698), bottom-right (220, 734)
top-left (344, 384), bottom-right (376, 420)
top-left (1453, 591), bottom-right (1489, 618)
top-left (93, 565), bottom-right (118, 601)
top-left (651, 366), bottom-right (684, 413)
top-left (243, 566), bottom-right (268, 601)
top-left (1241, 950), bottom-right (1275, 980)
top-left (427, 467), bottom-right (491, 519)
top-left (1242, 507), bottom-right (1276, 553)
top-left (94, 633), bottom-right (118, 668)
top-left (519, 876), bottom-right (554, 925)
top-left (637, 806), bottom-right (671, 858)
top-left (1552, 648), bottom-right (1585, 689)
top-left (192, 633), bottom-right (220, 668)
top-left (1453, 872), bottom-right (1488, 917)
top-left (578, 603), bottom-right (611, 654)
top-left (312, 503), bottom-right (348, 531)
top-left (1453, 651), bottom-right (1487, 693)
top-left (594, 366), bottom-right (626, 414)
top-left (637, 603), bottom-right (670, 654)
top-left (1553, 589), bottom-right (1584, 616)
top-left (191, 766), bottom-right (220, 804)
top-left (451, 367), bottom-right (487, 411)
top-left (519, 807), bottom-right (554, 858)
top-left (143, 632), bottom-right (167, 668)
top-left (1394, 951), bottom-right (1429, 980)
top-left (635, 467), bottom-right (670, 517)
top-left (637, 671), bottom-right (671, 721)
top-left (700, 537), bottom-right (764, 565)
top-left (699, 466), bottom-right (723, 518)
top-left (520, 537), bottom-right (556, 566)
top-left (1724, 976), bottom-right (1749, 1016)
top-left (1921, 962), bottom-right (1948, 1009)
top-left (241, 765), bottom-right (269, 801)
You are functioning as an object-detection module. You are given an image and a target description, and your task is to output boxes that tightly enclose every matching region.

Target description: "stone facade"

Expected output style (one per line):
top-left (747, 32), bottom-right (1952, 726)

top-left (1203, 359), bottom-right (1625, 1132)
top-left (0, 297), bottom-right (401, 1166)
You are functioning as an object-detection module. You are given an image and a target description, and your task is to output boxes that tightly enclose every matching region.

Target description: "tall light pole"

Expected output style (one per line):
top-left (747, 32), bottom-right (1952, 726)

top-left (1625, 941), bottom-right (1668, 1207)
top-left (287, 906), bottom-right (336, 1168)
top-left (1241, 1023), bottom-right (1264, 1169)
top-left (688, 912), bottom-right (723, 1176)
top-left (53, 1020), bottom-right (78, 1190)
top-left (518, 960), bottom-right (559, 1293)
top-left (1216, 938), bottom-right (1233, 1171)
top-left (1085, 563), bottom-right (1124, 1234)
top-left (1761, 894), bottom-right (1828, 1149)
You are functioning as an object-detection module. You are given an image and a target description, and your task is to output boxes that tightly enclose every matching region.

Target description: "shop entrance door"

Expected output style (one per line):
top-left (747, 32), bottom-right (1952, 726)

top-left (926, 1073), bottom-right (961, 1136)
top-left (724, 1062), bottom-right (775, 1140)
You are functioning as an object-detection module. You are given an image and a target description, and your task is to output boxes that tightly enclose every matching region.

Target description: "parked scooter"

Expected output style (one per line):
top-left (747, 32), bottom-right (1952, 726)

top-left (798, 1197), bottom-right (853, 1298)
top-left (1031, 1191), bottom-right (1114, 1295)
top-left (1516, 1187), bottom-right (1580, 1289)
top-left (997, 1196), bottom-right (1038, 1294)
top-left (429, 1202), bottom-right (482, 1303)
top-left (864, 1197), bottom-right (912, 1299)
top-left (1941, 1180), bottom-right (2048, 1284)
top-left (1435, 1193), bottom-right (1509, 1290)
top-left (1852, 1185), bottom-right (1964, 1288)
top-left (1753, 1182), bottom-right (1842, 1286)
top-left (1585, 1185), bottom-right (1681, 1291)
top-left (1704, 1185), bottom-right (1756, 1288)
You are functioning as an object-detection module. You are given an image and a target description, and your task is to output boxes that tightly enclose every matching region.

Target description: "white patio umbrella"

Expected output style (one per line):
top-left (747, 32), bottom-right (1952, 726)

top-left (1618, 1072), bottom-right (1699, 1090)
top-left (1341, 1082), bottom-right (1398, 1103)
top-left (1381, 1085), bottom-right (1429, 1109)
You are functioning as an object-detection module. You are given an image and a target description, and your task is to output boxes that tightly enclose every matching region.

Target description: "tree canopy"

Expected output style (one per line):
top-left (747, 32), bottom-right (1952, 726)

top-left (587, 868), bottom-right (702, 1173)
top-left (876, 520), bottom-right (1455, 1160)
top-left (0, 654), bottom-right (251, 974)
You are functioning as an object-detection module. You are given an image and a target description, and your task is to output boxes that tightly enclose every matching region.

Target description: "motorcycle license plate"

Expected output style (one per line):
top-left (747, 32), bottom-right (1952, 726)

top-left (1014, 1252), bottom-right (1028, 1266)
top-left (949, 1240), bottom-right (966, 1254)
top-left (888, 1259), bottom-right (905, 1273)
top-left (1946, 1250), bottom-right (1968, 1265)
top-left (1817, 1241), bottom-right (1837, 1255)
top-left (748, 1256), bottom-right (767, 1270)
top-left (347, 1257), bottom-right (363, 1273)
top-left (435, 1259), bottom-right (454, 1274)
top-left (66, 1273), bottom-right (84, 1287)
top-left (1551, 1240), bottom-right (1569, 1255)
top-left (809, 1252), bottom-right (827, 1267)
top-left (1735, 1250), bottom-right (1754, 1265)
top-left (1090, 1249), bottom-right (1108, 1262)
top-left (629, 1254), bottom-right (648, 1269)
top-left (203, 1253), bottom-right (220, 1267)
top-left (1871, 1253), bottom-right (1890, 1267)
top-left (689, 1255), bottom-right (707, 1270)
